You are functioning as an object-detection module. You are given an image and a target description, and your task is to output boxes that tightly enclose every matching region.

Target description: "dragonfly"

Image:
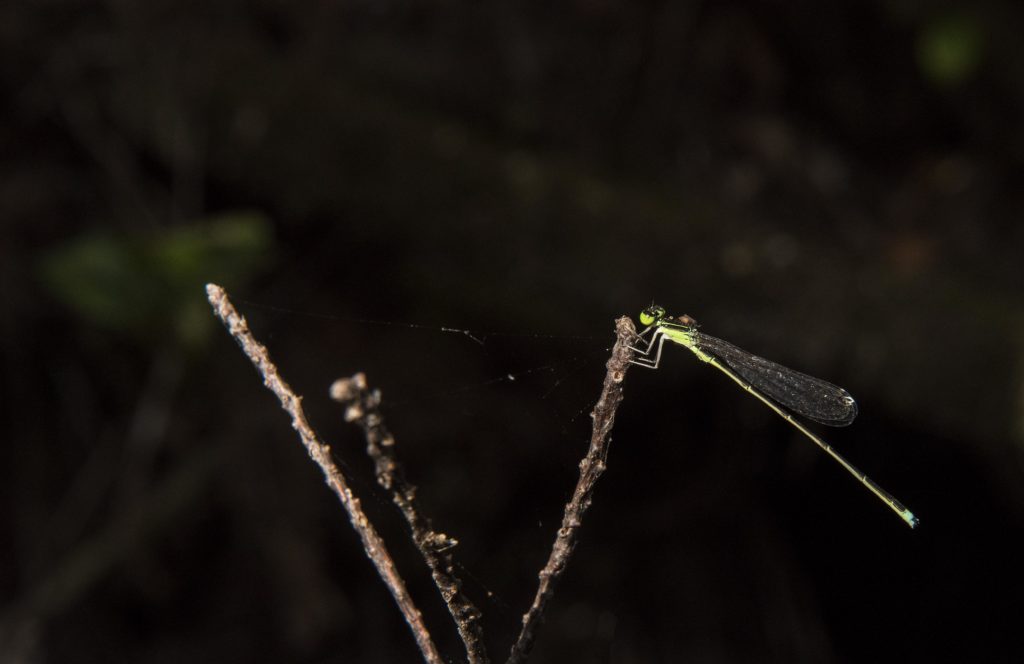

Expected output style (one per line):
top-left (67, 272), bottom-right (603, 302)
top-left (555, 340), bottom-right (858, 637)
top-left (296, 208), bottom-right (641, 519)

top-left (628, 305), bottom-right (918, 528)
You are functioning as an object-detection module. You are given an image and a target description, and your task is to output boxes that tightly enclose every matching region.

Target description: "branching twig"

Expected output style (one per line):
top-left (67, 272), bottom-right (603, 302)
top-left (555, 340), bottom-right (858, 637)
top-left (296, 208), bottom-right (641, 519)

top-left (205, 283), bottom-right (443, 664)
top-left (507, 315), bottom-right (636, 664)
top-left (209, 282), bottom-right (637, 663)
top-left (331, 374), bottom-right (489, 664)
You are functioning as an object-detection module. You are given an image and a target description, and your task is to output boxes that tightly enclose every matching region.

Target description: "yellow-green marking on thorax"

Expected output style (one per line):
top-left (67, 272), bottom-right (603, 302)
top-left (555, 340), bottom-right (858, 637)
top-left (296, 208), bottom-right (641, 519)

top-left (638, 305), bottom-right (712, 362)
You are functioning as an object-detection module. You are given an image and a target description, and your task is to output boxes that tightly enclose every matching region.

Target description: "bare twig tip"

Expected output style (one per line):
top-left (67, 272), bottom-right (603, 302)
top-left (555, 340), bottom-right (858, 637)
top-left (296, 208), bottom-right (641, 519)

top-left (329, 378), bottom-right (355, 402)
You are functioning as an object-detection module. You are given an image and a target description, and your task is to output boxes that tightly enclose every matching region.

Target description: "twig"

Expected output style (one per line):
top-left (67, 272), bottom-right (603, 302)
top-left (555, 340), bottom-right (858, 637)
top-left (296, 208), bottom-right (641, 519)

top-left (205, 283), bottom-right (443, 664)
top-left (331, 374), bottom-right (489, 664)
top-left (506, 315), bottom-right (636, 664)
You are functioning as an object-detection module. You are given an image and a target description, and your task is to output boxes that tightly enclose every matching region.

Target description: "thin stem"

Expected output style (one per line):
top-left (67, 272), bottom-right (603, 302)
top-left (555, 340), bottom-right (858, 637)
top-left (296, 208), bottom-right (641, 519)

top-left (205, 284), bottom-right (443, 664)
top-left (506, 315), bottom-right (636, 664)
top-left (331, 373), bottom-right (490, 664)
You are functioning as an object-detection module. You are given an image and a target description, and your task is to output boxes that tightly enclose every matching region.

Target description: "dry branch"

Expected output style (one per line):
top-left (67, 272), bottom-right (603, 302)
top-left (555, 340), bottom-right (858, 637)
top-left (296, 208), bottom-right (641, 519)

top-left (205, 283), bottom-right (443, 664)
top-left (506, 315), bottom-right (636, 664)
top-left (331, 373), bottom-right (489, 664)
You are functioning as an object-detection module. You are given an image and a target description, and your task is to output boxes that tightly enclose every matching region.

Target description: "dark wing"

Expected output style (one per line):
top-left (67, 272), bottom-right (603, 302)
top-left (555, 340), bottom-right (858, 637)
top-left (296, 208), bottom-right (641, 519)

top-left (693, 331), bottom-right (858, 427)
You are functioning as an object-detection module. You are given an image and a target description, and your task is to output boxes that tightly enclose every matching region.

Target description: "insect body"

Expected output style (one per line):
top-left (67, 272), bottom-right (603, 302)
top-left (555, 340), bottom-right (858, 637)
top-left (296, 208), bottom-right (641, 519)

top-left (630, 305), bottom-right (917, 528)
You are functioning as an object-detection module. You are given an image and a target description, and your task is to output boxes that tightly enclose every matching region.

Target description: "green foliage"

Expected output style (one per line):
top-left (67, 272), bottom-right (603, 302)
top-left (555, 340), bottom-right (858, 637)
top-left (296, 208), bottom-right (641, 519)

top-left (39, 212), bottom-right (273, 347)
top-left (917, 13), bottom-right (985, 87)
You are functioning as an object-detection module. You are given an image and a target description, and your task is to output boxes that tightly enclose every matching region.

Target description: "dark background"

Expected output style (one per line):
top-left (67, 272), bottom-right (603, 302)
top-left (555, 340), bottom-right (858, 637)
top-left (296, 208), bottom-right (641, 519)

top-left (4, 1), bottom-right (1024, 662)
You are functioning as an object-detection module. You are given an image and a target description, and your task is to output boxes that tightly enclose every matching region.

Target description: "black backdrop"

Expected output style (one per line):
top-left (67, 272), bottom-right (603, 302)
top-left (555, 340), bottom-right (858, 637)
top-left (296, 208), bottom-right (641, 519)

top-left (4, 2), bottom-right (1024, 662)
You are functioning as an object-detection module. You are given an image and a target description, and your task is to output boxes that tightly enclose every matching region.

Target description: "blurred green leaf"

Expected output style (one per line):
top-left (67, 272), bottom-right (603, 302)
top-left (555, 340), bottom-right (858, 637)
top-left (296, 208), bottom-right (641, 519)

top-left (39, 212), bottom-right (273, 346)
top-left (917, 13), bottom-right (985, 87)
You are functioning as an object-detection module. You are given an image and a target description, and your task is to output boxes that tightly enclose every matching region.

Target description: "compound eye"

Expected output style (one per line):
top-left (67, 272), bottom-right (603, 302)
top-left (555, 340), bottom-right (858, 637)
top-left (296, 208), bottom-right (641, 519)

top-left (638, 305), bottom-right (665, 326)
